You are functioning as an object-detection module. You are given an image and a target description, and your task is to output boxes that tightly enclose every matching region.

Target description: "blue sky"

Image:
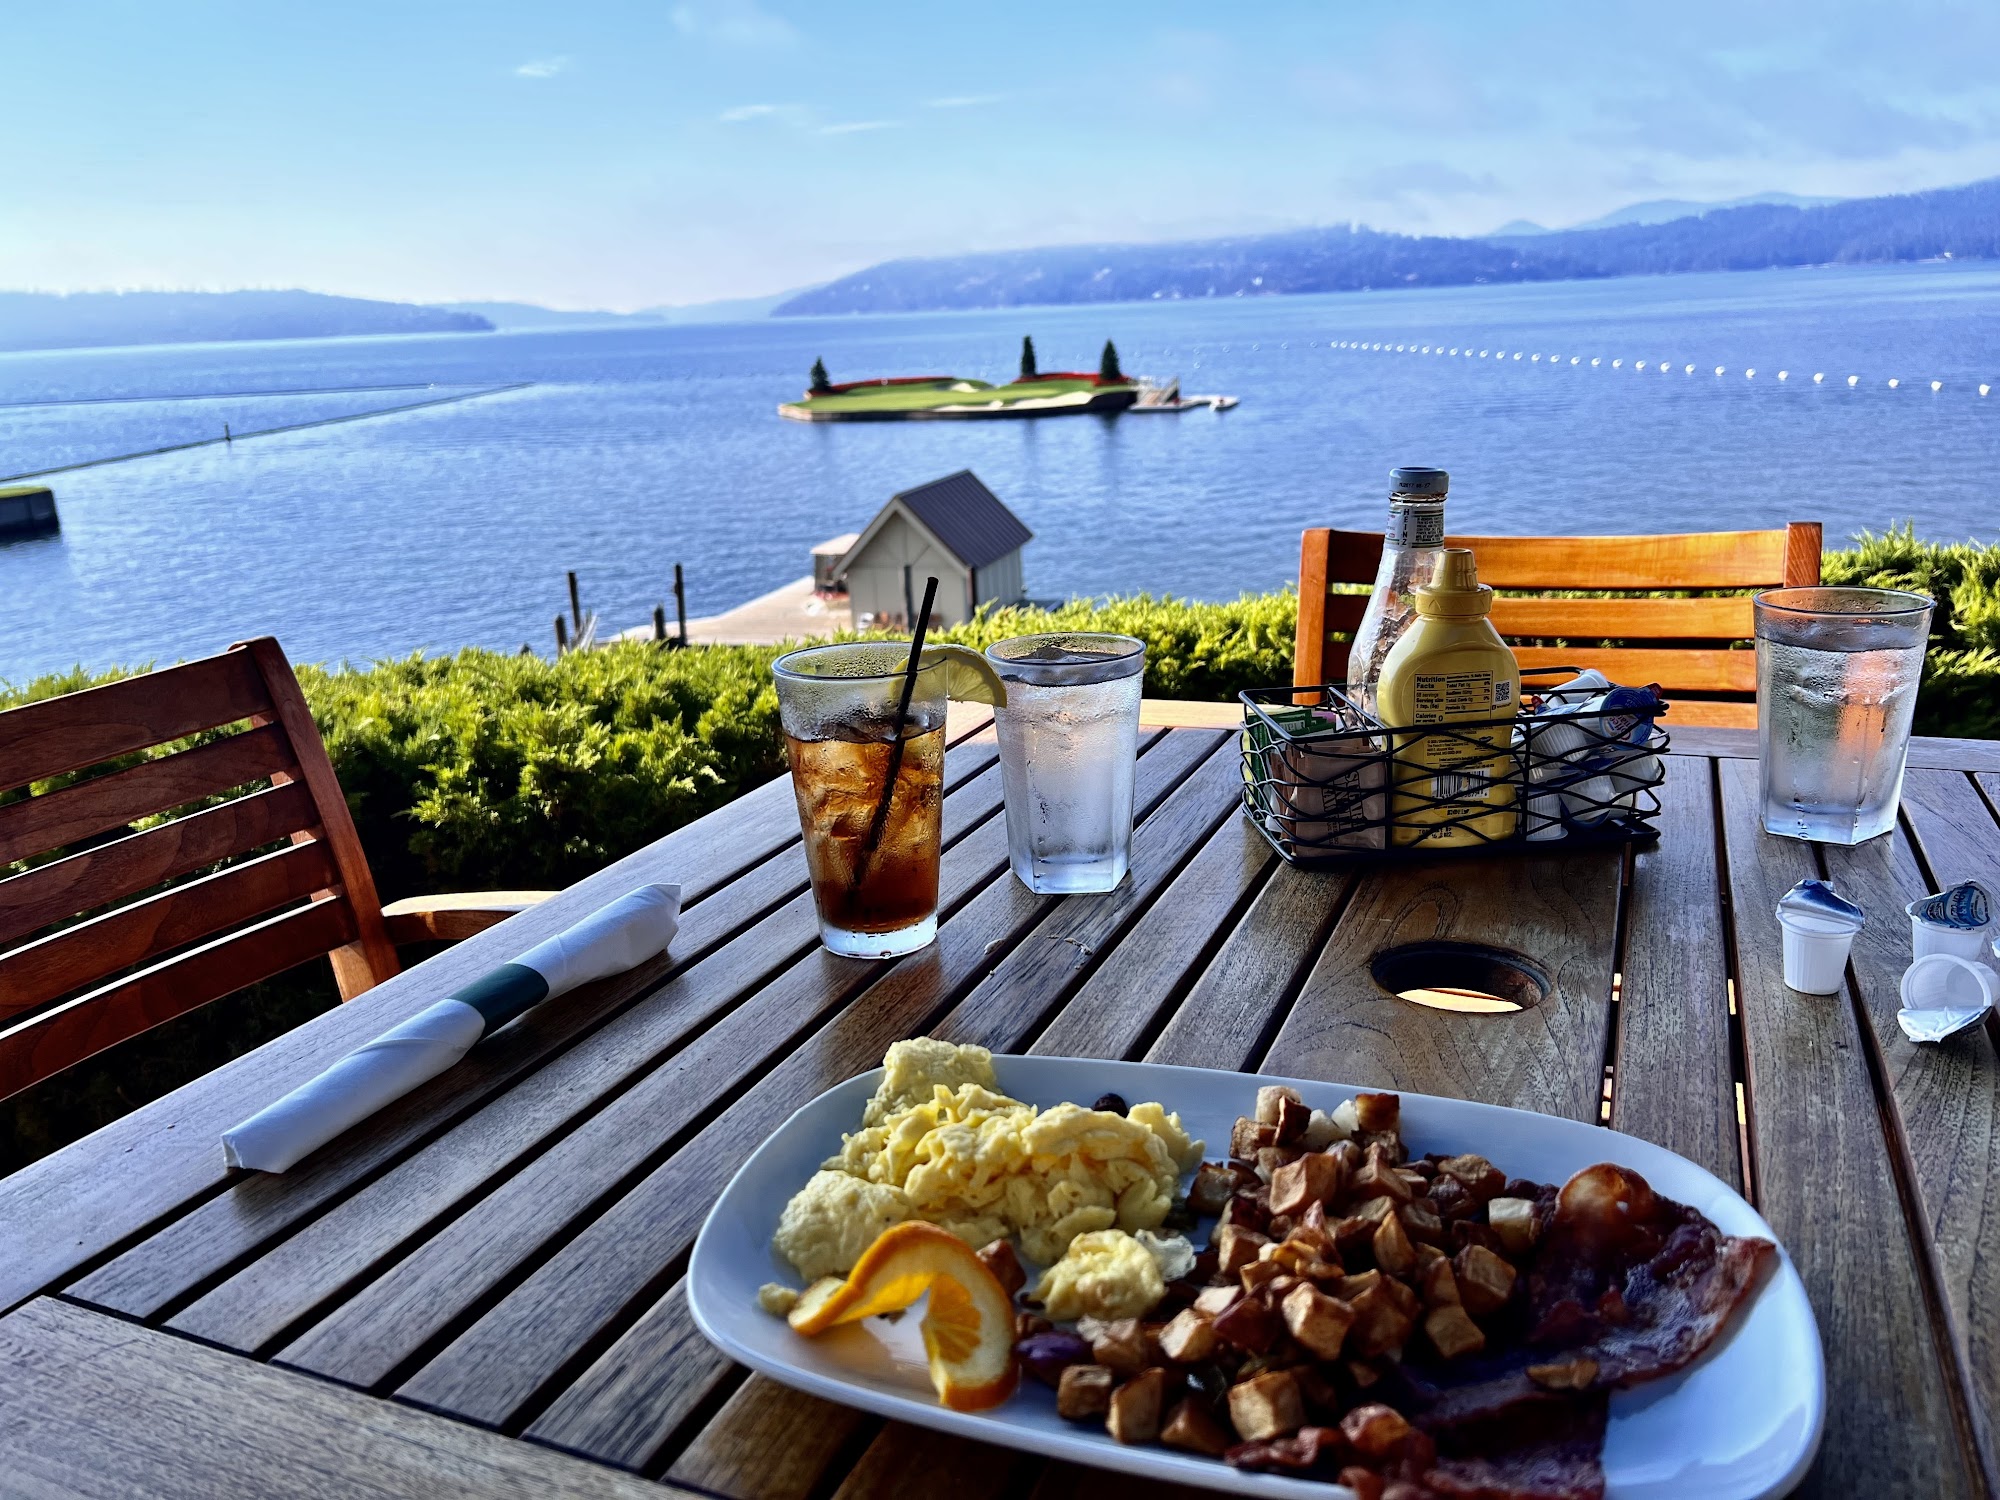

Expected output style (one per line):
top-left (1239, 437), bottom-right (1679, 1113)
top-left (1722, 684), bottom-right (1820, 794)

top-left (4, 0), bottom-right (1996, 309)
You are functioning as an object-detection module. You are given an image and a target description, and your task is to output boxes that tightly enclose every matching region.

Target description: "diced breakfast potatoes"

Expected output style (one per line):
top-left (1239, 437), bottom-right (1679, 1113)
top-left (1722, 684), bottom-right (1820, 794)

top-left (1009, 1084), bottom-right (1558, 1492)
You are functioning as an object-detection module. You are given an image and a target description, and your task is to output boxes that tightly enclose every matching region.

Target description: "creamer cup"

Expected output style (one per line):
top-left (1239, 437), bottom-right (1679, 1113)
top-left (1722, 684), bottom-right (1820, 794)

top-left (1906, 881), bottom-right (1991, 960)
top-left (1775, 879), bottom-right (1864, 995)
top-left (1897, 953), bottom-right (1998, 1042)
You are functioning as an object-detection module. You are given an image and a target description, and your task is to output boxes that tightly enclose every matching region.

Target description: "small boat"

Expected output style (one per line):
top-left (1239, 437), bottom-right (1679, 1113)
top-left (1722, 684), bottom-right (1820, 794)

top-left (1126, 377), bottom-right (1238, 413)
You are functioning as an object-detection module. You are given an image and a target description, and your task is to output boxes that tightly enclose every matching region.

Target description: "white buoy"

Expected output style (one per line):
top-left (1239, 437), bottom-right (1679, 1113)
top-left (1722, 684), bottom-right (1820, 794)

top-left (1714, 366), bottom-right (1725, 376)
top-left (1513, 352), bottom-right (1523, 360)
top-left (1612, 358), bottom-right (1623, 368)
top-left (1778, 371), bottom-right (1789, 381)
top-left (1684, 364), bottom-right (1695, 374)
top-left (1590, 357), bottom-right (1600, 367)
top-left (1982, 384), bottom-right (1992, 397)
top-left (1636, 360), bottom-right (1647, 370)
top-left (1814, 373), bottom-right (1825, 383)
top-left (1848, 375), bottom-right (1859, 386)
top-left (1449, 347), bottom-right (1458, 355)
top-left (1531, 353), bottom-right (1541, 361)
top-left (1888, 378), bottom-right (1900, 388)
top-left (1931, 380), bottom-right (1942, 392)
top-left (1571, 356), bottom-right (1580, 365)
top-left (1745, 369), bottom-right (1756, 379)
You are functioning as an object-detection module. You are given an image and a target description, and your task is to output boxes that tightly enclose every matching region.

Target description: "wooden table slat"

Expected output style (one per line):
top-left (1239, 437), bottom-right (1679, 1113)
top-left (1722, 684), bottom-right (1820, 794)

top-left (930, 733), bottom-right (1242, 1055)
top-left (1610, 756), bottom-right (1745, 1190)
top-left (0, 1298), bottom-right (680, 1499)
top-left (1718, 757), bottom-right (1981, 1497)
top-left (663, 1374), bottom-right (873, 1500)
top-left (523, 1280), bottom-right (737, 1472)
top-left (1143, 860), bottom-right (1355, 1071)
top-left (1026, 807), bottom-right (1277, 1062)
top-left (1825, 768), bottom-right (2000, 1488)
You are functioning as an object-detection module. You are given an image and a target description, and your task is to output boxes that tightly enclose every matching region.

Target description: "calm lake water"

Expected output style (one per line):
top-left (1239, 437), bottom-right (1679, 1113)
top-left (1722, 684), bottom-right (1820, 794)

top-left (3, 261), bottom-right (1997, 682)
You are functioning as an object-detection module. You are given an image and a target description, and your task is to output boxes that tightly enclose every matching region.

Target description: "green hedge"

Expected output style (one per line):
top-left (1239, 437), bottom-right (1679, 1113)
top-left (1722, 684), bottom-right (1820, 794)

top-left (1821, 526), bottom-right (2000, 740)
top-left (6, 531), bottom-right (2000, 1170)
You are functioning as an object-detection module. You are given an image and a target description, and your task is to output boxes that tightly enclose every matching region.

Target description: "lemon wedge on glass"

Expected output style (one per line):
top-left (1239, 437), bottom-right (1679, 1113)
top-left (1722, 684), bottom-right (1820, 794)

top-left (922, 644), bottom-right (1008, 708)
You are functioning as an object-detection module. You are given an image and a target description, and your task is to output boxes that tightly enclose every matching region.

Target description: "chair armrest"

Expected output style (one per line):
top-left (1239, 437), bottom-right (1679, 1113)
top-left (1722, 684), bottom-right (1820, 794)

top-left (379, 891), bottom-right (557, 945)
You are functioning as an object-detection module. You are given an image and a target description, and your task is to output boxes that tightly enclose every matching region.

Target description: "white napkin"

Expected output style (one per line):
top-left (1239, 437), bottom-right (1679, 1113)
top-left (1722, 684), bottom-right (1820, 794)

top-left (515, 883), bottom-right (682, 993)
top-left (222, 883), bottom-right (680, 1172)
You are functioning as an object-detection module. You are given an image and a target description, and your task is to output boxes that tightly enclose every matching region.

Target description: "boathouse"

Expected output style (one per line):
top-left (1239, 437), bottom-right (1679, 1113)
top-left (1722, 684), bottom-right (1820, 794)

top-left (834, 470), bottom-right (1032, 629)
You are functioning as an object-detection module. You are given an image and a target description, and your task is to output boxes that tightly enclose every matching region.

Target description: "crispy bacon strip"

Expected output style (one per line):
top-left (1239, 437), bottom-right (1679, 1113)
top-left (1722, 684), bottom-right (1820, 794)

top-left (1426, 1394), bottom-right (1608, 1500)
top-left (1410, 1164), bottom-right (1774, 1441)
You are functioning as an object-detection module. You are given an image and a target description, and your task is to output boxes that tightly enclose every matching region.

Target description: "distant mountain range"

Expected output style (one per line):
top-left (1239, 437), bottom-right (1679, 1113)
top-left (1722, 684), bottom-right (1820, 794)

top-left (1490, 191), bottom-right (1845, 237)
top-left (4, 179), bottom-right (1990, 350)
top-left (773, 178), bottom-right (2000, 317)
top-left (0, 289), bottom-right (491, 353)
top-left (427, 289), bottom-right (810, 331)
top-left (0, 286), bottom-right (813, 353)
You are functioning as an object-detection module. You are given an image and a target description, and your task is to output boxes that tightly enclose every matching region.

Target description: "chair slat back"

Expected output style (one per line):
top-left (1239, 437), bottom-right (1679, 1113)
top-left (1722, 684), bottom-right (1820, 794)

top-left (0, 638), bottom-right (398, 1101)
top-left (1296, 522), bottom-right (1822, 727)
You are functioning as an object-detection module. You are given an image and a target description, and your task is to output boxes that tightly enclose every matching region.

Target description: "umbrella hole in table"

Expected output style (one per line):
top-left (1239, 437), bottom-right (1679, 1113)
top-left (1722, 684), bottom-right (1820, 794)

top-left (1371, 940), bottom-right (1551, 1014)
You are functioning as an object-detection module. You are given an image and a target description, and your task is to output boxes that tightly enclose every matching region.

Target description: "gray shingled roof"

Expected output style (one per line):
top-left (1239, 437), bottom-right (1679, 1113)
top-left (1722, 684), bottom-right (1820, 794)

top-left (890, 470), bottom-right (1033, 570)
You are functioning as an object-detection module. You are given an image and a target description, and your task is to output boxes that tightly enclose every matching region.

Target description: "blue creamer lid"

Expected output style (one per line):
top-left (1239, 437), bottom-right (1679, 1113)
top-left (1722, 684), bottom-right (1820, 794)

top-left (1907, 880), bottom-right (1991, 930)
top-left (1777, 879), bottom-right (1865, 934)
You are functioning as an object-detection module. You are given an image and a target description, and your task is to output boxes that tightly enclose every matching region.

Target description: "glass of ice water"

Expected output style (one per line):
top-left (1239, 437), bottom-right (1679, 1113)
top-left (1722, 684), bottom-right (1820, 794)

top-left (1755, 587), bottom-right (1933, 844)
top-left (986, 632), bottom-right (1146, 892)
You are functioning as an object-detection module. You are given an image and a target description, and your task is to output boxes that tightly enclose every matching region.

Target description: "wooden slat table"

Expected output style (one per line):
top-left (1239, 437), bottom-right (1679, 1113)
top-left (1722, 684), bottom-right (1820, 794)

top-left (5, 706), bottom-right (1999, 1499)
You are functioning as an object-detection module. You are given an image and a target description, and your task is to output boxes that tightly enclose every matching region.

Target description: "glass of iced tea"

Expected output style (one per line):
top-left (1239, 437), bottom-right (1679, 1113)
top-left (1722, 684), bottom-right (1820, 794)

top-left (773, 641), bottom-right (949, 957)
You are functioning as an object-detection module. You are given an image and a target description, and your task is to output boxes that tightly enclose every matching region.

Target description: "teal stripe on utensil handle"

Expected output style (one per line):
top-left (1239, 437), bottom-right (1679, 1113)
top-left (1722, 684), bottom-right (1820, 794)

top-left (455, 964), bottom-right (551, 1033)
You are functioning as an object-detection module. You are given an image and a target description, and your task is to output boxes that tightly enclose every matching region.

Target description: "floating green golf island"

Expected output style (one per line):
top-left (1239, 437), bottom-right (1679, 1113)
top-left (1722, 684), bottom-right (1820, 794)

top-left (780, 373), bottom-right (1140, 422)
top-left (781, 340), bottom-right (1152, 422)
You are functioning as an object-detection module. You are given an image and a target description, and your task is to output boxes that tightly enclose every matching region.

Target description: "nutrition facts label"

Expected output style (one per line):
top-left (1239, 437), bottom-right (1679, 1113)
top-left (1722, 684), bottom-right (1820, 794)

top-left (1412, 671), bottom-right (1496, 721)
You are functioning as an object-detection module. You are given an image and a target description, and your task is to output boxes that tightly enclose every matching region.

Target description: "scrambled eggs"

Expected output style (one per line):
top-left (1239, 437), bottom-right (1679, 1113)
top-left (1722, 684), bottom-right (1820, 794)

top-left (1033, 1229), bottom-right (1165, 1321)
top-left (772, 1040), bottom-right (1203, 1281)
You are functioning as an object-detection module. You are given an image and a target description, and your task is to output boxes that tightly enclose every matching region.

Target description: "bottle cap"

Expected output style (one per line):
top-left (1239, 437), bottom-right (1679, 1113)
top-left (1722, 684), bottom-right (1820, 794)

top-left (1390, 467), bottom-right (1449, 498)
top-left (1413, 548), bottom-right (1492, 616)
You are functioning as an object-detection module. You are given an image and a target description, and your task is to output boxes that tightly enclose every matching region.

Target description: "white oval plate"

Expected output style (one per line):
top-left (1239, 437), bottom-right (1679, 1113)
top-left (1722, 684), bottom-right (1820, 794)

top-left (687, 1055), bottom-right (1823, 1498)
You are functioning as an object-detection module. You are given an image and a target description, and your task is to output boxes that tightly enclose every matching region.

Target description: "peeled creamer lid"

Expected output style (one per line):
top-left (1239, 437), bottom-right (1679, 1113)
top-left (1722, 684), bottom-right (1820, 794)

top-left (1413, 548), bottom-right (1493, 617)
top-left (1907, 880), bottom-right (1991, 930)
top-left (1776, 878), bottom-right (1865, 935)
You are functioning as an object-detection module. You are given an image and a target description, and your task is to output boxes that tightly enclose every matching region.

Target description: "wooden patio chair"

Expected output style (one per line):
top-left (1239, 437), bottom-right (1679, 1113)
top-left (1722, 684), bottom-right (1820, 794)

top-left (1295, 523), bottom-right (1823, 729)
top-left (0, 637), bottom-right (552, 1101)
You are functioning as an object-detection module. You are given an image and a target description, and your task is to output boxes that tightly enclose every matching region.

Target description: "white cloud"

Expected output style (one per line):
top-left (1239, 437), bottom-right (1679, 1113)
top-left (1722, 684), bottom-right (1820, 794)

top-left (818, 120), bottom-right (898, 135)
top-left (719, 103), bottom-right (784, 123)
top-left (926, 94), bottom-right (1005, 109)
top-left (671, 0), bottom-right (797, 47)
top-left (514, 56), bottom-right (571, 79)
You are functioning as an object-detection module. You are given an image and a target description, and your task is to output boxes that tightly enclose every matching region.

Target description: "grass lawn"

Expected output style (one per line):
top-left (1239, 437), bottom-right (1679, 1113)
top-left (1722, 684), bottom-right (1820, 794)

top-left (790, 376), bottom-right (1132, 414)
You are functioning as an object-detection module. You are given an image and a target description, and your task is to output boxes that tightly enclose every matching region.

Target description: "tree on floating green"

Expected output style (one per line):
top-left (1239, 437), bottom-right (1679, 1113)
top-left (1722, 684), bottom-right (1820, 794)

top-left (1098, 339), bottom-right (1123, 383)
top-left (810, 357), bottom-right (832, 393)
top-left (1020, 336), bottom-right (1037, 379)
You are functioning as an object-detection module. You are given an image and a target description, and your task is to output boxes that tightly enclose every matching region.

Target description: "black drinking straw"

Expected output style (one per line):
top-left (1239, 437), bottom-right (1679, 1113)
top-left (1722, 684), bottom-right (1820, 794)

top-left (858, 575), bottom-right (940, 870)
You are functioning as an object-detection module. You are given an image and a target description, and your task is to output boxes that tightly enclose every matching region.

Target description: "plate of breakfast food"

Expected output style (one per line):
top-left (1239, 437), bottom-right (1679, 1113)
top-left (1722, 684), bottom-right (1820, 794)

top-left (686, 1043), bottom-right (1823, 1499)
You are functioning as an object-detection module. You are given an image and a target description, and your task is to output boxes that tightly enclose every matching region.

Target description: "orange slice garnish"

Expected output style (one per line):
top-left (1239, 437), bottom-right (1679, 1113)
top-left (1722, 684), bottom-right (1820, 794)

top-left (787, 1222), bottom-right (1019, 1410)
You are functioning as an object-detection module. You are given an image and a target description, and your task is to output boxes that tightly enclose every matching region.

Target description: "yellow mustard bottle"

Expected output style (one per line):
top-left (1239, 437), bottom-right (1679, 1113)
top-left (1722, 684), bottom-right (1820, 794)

top-left (1376, 547), bottom-right (1520, 847)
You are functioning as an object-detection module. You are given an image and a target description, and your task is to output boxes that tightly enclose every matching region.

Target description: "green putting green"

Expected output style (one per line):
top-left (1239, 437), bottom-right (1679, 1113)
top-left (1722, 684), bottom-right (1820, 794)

top-left (785, 375), bottom-right (1136, 417)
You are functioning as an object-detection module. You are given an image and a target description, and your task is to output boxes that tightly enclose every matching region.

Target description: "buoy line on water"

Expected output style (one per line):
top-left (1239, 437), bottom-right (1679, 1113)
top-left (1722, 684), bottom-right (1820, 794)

top-left (1310, 339), bottom-right (1994, 400)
